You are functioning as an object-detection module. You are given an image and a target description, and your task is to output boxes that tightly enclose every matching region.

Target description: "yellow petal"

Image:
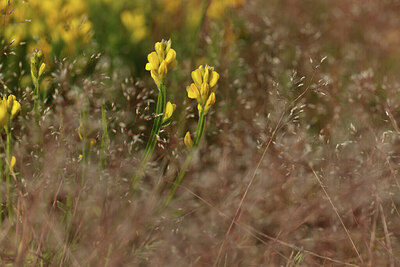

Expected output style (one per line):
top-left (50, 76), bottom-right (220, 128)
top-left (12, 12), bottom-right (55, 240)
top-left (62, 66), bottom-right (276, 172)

top-left (163, 101), bottom-right (176, 122)
top-left (204, 92), bottom-right (216, 112)
top-left (7, 95), bottom-right (16, 113)
top-left (147, 52), bottom-right (159, 70)
top-left (184, 131), bottom-right (193, 149)
top-left (209, 70), bottom-right (219, 88)
top-left (155, 41), bottom-right (164, 58)
top-left (145, 62), bottom-right (153, 71)
top-left (186, 83), bottom-right (200, 99)
top-left (200, 83), bottom-right (209, 103)
top-left (10, 100), bottom-right (20, 119)
top-left (158, 60), bottom-right (168, 78)
top-left (165, 49), bottom-right (176, 65)
top-left (39, 63), bottom-right (46, 77)
top-left (191, 68), bottom-right (202, 88)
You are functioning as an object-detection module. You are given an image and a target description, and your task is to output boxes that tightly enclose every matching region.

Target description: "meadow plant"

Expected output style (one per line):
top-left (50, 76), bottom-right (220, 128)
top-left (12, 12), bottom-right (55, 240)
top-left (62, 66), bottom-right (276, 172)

top-left (165, 65), bottom-right (219, 206)
top-left (132, 40), bottom-right (177, 189)
top-left (0, 95), bottom-right (21, 221)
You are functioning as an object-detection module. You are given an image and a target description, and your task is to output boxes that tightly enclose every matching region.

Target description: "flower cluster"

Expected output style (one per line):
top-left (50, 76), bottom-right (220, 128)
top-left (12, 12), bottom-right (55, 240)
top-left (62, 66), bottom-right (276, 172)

top-left (0, 95), bottom-right (21, 129)
top-left (145, 40), bottom-right (177, 87)
top-left (186, 65), bottom-right (219, 115)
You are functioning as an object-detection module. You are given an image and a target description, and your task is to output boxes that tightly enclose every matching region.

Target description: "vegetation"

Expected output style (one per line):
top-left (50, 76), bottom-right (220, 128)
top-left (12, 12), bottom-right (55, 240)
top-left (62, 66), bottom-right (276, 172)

top-left (0, 0), bottom-right (399, 265)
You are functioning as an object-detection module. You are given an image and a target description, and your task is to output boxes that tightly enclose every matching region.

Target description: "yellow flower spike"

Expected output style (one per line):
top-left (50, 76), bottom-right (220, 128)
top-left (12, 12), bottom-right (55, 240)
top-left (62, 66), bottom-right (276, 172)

top-left (187, 65), bottom-right (219, 114)
top-left (162, 101), bottom-right (176, 123)
top-left (191, 69), bottom-right (202, 88)
top-left (204, 92), bottom-right (216, 113)
top-left (184, 131), bottom-right (193, 149)
top-left (146, 40), bottom-right (177, 87)
top-left (187, 84), bottom-right (200, 100)
top-left (10, 156), bottom-right (16, 171)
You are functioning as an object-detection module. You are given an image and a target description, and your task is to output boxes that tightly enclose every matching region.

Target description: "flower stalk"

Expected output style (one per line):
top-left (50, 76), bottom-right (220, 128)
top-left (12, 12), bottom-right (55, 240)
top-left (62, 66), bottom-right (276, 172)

top-left (164, 65), bottom-right (218, 207)
top-left (131, 40), bottom-right (177, 191)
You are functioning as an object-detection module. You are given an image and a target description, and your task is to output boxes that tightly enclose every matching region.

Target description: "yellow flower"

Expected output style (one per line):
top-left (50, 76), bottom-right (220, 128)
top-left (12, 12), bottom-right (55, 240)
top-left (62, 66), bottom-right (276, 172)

top-left (145, 40), bottom-right (177, 87)
top-left (162, 101), bottom-right (176, 123)
top-left (186, 65), bottom-right (219, 114)
top-left (184, 131), bottom-right (193, 149)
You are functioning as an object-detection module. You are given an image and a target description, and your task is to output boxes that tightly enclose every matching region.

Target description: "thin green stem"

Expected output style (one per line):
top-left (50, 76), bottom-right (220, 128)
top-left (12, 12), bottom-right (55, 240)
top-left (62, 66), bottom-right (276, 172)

top-left (6, 122), bottom-right (12, 219)
top-left (131, 83), bottom-right (166, 191)
top-left (164, 110), bottom-right (207, 207)
top-left (33, 79), bottom-right (40, 123)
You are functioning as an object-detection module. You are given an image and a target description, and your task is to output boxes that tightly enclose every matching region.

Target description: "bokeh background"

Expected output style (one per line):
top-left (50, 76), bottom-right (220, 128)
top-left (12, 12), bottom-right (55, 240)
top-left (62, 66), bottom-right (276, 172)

top-left (0, 0), bottom-right (400, 265)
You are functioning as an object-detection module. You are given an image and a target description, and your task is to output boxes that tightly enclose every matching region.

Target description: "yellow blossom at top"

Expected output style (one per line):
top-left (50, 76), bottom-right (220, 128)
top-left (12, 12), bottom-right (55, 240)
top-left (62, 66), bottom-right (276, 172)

top-left (186, 65), bottom-right (219, 114)
top-left (145, 40), bottom-right (177, 87)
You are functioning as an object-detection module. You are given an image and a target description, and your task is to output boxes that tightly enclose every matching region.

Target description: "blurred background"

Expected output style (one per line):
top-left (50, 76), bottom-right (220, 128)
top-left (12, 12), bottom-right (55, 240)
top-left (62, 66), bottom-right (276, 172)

top-left (0, 0), bottom-right (400, 266)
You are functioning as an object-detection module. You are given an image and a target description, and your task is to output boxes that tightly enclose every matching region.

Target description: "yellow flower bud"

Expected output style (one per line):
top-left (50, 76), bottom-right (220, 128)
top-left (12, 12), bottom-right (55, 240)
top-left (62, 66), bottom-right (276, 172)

top-left (184, 131), bottom-right (193, 149)
top-left (39, 63), bottom-right (46, 77)
top-left (10, 100), bottom-right (21, 119)
top-left (7, 95), bottom-right (15, 113)
top-left (204, 92), bottom-right (216, 113)
top-left (162, 101), bottom-right (176, 122)
top-left (10, 156), bottom-right (16, 171)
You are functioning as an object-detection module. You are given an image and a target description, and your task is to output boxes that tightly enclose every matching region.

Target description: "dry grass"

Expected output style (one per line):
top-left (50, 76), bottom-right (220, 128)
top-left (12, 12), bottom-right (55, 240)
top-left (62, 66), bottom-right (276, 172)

top-left (0, 0), bottom-right (399, 266)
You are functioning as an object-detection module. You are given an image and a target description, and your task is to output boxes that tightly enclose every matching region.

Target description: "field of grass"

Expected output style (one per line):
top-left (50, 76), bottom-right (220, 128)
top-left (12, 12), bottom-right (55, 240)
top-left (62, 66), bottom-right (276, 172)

top-left (0, 0), bottom-right (399, 266)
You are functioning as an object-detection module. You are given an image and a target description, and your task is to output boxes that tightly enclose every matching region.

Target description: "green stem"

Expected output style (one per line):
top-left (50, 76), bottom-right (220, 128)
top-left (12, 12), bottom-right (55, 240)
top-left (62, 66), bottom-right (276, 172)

top-left (6, 122), bottom-right (12, 219)
top-left (33, 79), bottom-right (40, 123)
top-left (164, 110), bottom-right (207, 207)
top-left (131, 83), bottom-right (166, 191)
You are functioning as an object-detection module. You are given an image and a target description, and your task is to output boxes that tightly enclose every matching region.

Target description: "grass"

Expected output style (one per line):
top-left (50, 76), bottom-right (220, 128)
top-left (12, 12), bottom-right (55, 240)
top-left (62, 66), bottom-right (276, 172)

top-left (0, 0), bottom-right (399, 266)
